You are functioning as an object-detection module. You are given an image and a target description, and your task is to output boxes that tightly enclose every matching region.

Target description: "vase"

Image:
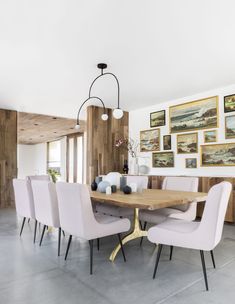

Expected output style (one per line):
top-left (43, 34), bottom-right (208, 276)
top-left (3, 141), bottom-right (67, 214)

top-left (130, 157), bottom-right (139, 175)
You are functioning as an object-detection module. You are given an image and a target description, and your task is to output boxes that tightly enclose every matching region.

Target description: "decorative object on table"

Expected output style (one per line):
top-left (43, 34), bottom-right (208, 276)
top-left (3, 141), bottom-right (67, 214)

top-left (163, 135), bottom-right (171, 150)
top-left (95, 176), bottom-right (103, 185)
top-left (152, 151), bottom-right (174, 168)
top-left (224, 94), bottom-right (235, 113)
top-left (177, 132), bottom-right (198, 154)
top-left (185, 158), bottom-right (197, 168)
top-left (47, 168), bottom-right (60, 183)
top-left (123, 185), bottom-right (132, 194)
top-left (97, 181), bottom-right (111, 193)
top-left (204, 130), bottom-right (217, 143)
top-left (120, 176), bottom-right (127, 191)
top-left (140, 128), bottom-right (160, 152)
top-left (91, 180), bottom-right (98, 191)
top-left (138, 165), bottom-right (149, 175)
top-left (169, 96), bottom-right (218, 133)
top-left (150, 110), bottom-right (165, 127)
top-left (225, 115), bottom-right (235, 139)
top-left (129, 182), bottom-right (137, 193)
top-left (75, 63), bottom-right (124, 130)
top-left (105, 186), bottom-right (112, 195)
top-left (201, 143), bottom-right (235, 166)
top-left (123, 159), bottom-right (129, 174)
top-left (111, 185), bottom-right (117, 193)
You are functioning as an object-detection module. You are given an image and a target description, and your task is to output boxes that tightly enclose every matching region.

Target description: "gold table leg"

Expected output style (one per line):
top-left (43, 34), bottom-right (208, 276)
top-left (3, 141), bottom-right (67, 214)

top-left (109, 208), bottom-right (147, 262)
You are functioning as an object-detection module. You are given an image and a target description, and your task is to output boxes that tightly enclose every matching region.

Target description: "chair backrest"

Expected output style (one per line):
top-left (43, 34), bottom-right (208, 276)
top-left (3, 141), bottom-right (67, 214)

top-left (13, 179), bottom-right (35, 219)
top-left (162, 176), bottom-right (199, 211)
top-left (103, 172), bottom-right (122, 189)
top-left (31, 181), bottom-right (60, 228)
top-left (126, 176), bottom-right (148, 191)
top-left (198, 181), bottom-right (232, 250)
top-left (27, 175), bottom-right (50, 181)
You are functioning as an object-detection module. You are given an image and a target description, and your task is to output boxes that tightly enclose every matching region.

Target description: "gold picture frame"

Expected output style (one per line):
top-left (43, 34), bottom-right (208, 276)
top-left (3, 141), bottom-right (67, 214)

top-left (204, 130), bottom-right (217, 143)
top-left (225, 115), bottom-right (235, 139)
top-left (201, 143), bottom-right (235, 166)
top-left (177, 132), bottom-right (198, 154)
top-left (169, 96), bottom-right (219, 133)
top-left (185, 158), bottom-right (197, 168)
top-left (150, 110), bottom-right (165, 127)
top-left (152, 151), bottom-right (174, 168)
top-left (140, 128), bottom-right (160, 152)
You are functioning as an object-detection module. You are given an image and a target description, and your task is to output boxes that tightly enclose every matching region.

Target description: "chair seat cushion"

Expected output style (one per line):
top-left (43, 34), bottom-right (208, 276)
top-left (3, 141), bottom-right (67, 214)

top-left (96, 203), bottom-right (134, 217)
top-left (139, 208), bottom-right (183, 224)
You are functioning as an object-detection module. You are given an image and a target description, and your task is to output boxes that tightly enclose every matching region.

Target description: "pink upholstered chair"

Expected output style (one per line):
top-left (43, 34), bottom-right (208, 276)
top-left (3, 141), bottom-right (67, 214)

top-left (27, 175), bottom-right (50, 181)
top-left (147, 181), bottom-right (232, 291)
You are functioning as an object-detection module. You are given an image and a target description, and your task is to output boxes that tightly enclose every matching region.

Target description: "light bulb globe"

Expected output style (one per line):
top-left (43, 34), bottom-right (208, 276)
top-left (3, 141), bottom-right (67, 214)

top-left (113, 108), bottom-right (123, 119)
top-left (101, 113), bottom-right (108, 121)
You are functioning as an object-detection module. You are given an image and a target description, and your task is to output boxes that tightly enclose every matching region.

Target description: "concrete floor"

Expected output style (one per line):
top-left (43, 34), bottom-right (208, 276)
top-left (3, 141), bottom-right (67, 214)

top-left (1, 209), bottom-right (235, 304)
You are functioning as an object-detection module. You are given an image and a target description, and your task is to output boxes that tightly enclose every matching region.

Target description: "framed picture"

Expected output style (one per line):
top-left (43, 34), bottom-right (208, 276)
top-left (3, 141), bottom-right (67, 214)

top-left (140, 128), bottom-right (160, 152)
top-left (201, 143), bottom-right (235, 166)
top-left (204, 130), bottom-right (217, 143)
top-left (225, 115), bottom-right (235, 139)
top-left (163, 135), bottom-right (171, 150)
top-left (185, 158), bottom-right (197, 168)
top-left (150, 110), bottom-right (165, 127)
top-left (177, 132), bottom-right (198, 154)
top-left (224, 94), bottom-right (235, 113)
top-left (152, 151), bottom-right (174, 167)
top-left (169, 96), bottom-right (218, 133)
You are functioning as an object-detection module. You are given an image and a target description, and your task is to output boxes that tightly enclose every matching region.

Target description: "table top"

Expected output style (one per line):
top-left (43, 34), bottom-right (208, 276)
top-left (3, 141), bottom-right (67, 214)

top-left (90, 189), bottom-right (207, 210)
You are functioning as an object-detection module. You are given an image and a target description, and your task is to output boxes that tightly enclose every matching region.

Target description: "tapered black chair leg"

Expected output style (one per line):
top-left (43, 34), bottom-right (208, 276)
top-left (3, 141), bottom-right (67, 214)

top-left (169, 246), bottom-right (173, 260)
top-left (153, 244), bottom-right (163, 279)
top-left (58, 228), bottom-right (61, 256)
top-left (97, 238), bottom-right (100, 251)
top-left (62, 230), bottom-right (65, 237)
top-left (118, 233), bottom-right (126, 262)
top-left (39, 225), bottom-right (46, 246)
top-left (28, 218), bottom-right (30, 223)
top-left (140, 221), bottom-right (147, 246)
top-left (210, 250), bottom-right (216, 269)
top-left (33, 220), bottom-right (38, 243)
top-left (89, 240), bottom-right (93, 275)
top-left (65, 235), bottom-right (72, 260)
top-left (20, 217), bottom-right (26, 236)
top-left (200, 250), bottom-right (209, 291)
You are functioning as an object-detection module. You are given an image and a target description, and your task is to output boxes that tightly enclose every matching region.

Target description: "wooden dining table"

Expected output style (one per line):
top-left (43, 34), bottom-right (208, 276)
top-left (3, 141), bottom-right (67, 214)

top-left (90, 189), bottom-right (207, 262)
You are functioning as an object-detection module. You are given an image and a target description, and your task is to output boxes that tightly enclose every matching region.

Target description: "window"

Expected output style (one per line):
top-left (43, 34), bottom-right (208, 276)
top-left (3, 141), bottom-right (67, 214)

top-left (67, 134), bottom-right (84, 183)
top-left (47, 140), bottom-right (61, 179)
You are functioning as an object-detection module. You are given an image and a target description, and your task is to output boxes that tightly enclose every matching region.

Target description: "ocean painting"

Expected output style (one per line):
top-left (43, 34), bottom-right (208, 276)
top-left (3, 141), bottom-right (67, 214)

top-left (204, 130), bottom-right (217, 143)
top-left (169, 96), bottom-right (218, 133)
top-left (201, 143), bottom-right (235, 166)
top-left (152, 152), bottom-right (174, 167)
top-left (140, 129), bottom-right (160, 152)
top-left (225, 115), bottom-right (235, 139)
top-left (224, 94), bottom-right (235, 113)
top-left (177, 133), bottom-right (198, 154)
top-left (185, 158), bottom-right (197, 168)
top-left (150, 110), bottom-right (165, 127)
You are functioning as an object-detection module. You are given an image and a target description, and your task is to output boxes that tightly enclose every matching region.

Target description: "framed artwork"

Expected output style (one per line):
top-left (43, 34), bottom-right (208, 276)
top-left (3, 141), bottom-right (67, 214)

top-left (204, 130), bottom-right (217, 143)
top-left (169, 96), bottom-right (218, 133)
top-left (177, 132), bottom-right (198, 154)
top-left (201, 143), bottom-right (235, 166)
top-left (140, 128), bottom-right (160, 152)
top-left (152, 151), bottom-right (174, 168)
top-left (224, 94), bottom-right (235, 113)
top-left (185, 158), bottom-right (197, 168)
top-left (225, 115), bottom-right (235, 139)
top-left (150, 110), bottom-right (165, 127)
top-left (163, 135), bottom-right (171, 150)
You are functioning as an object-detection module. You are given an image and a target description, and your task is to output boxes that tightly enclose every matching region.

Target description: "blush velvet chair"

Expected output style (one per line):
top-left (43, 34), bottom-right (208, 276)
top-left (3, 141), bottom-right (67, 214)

top-left (147, 181), bottom-right (232, 291)
top-left (56, 182), bottom-right (131, 274)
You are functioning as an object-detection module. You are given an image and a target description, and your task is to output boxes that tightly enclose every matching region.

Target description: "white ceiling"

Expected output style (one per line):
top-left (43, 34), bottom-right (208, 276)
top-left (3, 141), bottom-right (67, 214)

top-left (1, 0), bottom-right (235, 119)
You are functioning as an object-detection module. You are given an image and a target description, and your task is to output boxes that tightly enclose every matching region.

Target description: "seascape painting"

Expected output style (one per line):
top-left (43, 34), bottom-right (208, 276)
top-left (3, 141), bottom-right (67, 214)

top-left (185, 158), bottom-right (197, 168)
top-left (201, 143), bottom-right (235, 166)
top-left (140, 129), bottom-right (160, 152)
top-left (169, 96), bottom-right (218, 133)
top-left (163, 135), bottom-right (171, 150)
top-left (177, 133), bottom-right (198, 154)
top-left (150, 110), bottom-right (165, 127)
top-left (204, 130), bottom-right (217, 143)
top-left (225, 115), bottom-right (235, 139)
top-left (224, 94), bottom-right (235, 113)
top-left (152, 152), bottom-right (174, 167)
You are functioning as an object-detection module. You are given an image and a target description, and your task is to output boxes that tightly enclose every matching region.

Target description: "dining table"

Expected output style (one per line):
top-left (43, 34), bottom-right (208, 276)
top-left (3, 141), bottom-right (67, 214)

top-left (90, 188), bottom-right (207, 262)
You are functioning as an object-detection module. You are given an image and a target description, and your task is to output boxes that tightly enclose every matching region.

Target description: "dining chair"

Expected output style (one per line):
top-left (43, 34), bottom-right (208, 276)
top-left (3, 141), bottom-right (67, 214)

top-left (56, 182), bottom-right (131, 274)
top-left (147, 181), bottom-right (232, 291)
top-left (13, 179), bottom-right (38, 243)
top-left (27, 175), bottom-right (50, 181)
top-left (31, 180), bottom-right (61, 256)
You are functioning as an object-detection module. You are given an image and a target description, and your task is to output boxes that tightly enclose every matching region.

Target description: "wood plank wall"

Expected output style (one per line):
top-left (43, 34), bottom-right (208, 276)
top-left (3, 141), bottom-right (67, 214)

top-left (0, 109), bottom-right (17, 208)
top-left (86, 106), bottom-right (128, 184)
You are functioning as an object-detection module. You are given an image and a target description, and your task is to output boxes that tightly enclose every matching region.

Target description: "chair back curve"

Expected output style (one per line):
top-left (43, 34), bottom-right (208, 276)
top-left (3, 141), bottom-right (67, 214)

top-left (27, 175), bottom-right (50, 181)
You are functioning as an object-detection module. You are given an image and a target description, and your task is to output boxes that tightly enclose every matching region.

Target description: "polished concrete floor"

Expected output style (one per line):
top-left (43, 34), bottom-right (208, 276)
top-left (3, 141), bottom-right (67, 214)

top-left (1, 209), bottom-right (235, 304)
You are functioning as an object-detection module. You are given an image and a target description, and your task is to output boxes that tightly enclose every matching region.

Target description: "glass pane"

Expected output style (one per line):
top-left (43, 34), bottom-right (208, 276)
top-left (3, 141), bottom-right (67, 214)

top-left (77, 136), bottom-right (83, 183)
top-left (48, 141), bottom-right (61, 162)
top-left (69, 138), bottom-right (74, 183)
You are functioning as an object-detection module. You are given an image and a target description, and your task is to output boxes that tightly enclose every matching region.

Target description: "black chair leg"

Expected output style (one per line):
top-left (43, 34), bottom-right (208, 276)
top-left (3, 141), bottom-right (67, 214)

top-left (20, 217), bottom-right (26, 236)
top-left (169, 246), bottom-right (173, 260)
top-left (58, 228), bottom-right (61, 256)
top-left (89, 240), bottom-right (93, 275)
top-left (140, 221), bottom-right (147, 246)
top-left (210, 250), bottom-right (216, 269)
top-left (28, 218), bottom-right (30, 223)
top-left (33, 220), bottom-right (37, 243)
top-left (117, 233), bottom-right (126, 262)
top-left (153, 244), bottom-right (163, 279)
top-left (65, 235), bottom-right (72, 260)
top-left (97, 238), bottom-right (100, 251)
top-left (39, 225), bottom-right (46, 246)
top-left (62, 230), bottom-right (65, 237)
top-left (200, 250), bottom-right (209, 291)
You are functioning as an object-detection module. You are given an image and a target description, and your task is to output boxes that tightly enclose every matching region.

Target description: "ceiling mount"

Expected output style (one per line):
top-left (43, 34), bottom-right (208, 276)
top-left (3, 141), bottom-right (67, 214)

top-left (97, 63), bottom-right (107, 70)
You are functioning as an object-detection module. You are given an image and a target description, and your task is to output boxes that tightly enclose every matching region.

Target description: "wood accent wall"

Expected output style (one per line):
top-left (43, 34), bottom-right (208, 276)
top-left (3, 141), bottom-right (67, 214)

top-left (148, 175), bottom-right (235, 223)
top-left (86, 106), bottom-right (128, 184)
top-left (0, 109), bottom-right (17, 208)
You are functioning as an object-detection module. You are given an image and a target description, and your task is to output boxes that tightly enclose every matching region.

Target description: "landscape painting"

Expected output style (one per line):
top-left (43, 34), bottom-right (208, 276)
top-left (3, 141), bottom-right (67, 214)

top-left (169, 96), bottom-right (218, 133)
top-left (152, 152), bottom-right (174, 167)
top-left (150, 110), bottom-right (165, 127)
top-left (204, 130), bottom-right (217, 143)
top-left (177, 133), bottom-right (198, 154)
top-left (225, 115), bottom-right (235, 139)
top-left (224, 94), bottom-right (235, 113)
top-left (140, 129), bottom-right (160, 152)
top-left (185, 158), bottom-right (197, 168)
top-left (201, 143), bottom-right (235, 166)
top-left (163, 135), bottom-right (171, 150)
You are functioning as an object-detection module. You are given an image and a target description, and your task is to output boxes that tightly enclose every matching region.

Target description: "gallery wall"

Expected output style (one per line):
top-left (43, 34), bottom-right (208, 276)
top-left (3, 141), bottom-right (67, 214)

top-left (129, 84), bottom-right (235, 177)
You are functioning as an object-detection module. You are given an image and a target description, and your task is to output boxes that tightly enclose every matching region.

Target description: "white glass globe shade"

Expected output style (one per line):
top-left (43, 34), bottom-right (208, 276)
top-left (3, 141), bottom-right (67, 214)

top-left (101, 113), bottom-right (108, 121)
top-left (75, 124), bottom-right (80, 130)
top-left (113, 108), bottom-right (123, 119)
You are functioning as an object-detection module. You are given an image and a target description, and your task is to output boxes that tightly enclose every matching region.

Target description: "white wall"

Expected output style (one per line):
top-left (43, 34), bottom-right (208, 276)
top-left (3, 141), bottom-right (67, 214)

top-left (129, 84), bottom-right (235, 177)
